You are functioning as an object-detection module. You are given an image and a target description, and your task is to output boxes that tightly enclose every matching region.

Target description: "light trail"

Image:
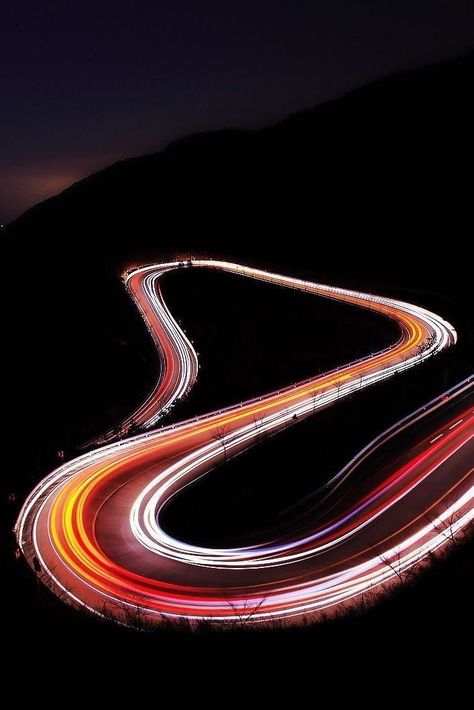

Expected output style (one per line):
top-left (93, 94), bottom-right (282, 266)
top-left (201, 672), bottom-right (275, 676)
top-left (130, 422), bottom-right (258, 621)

top-left (88, 263), bottom-right (199, 444)
top-left (16, 260), bottom-right (472, 627)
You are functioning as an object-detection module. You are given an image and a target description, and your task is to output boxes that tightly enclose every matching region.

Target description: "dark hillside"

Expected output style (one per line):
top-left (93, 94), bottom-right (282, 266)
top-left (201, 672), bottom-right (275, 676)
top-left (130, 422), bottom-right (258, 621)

top-left (5, 51), bottom-right (473, 474)
top-left (4, 52), bottom-right (473, 638)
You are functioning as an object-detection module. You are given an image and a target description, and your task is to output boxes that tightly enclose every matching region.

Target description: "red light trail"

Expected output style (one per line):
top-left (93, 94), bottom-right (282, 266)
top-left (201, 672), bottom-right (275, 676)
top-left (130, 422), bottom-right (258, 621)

top-left (15, 260), bottom-right (472, 626)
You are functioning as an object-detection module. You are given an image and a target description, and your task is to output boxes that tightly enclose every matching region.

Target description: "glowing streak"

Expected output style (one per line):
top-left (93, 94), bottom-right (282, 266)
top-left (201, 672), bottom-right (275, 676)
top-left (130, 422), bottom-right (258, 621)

top-left (16, 260), bottom-right (471, 627)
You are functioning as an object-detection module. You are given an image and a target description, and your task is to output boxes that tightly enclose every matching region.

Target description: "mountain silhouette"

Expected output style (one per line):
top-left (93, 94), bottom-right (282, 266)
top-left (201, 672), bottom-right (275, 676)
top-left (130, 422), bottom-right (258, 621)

top-left (7, 50), bottom-right (473, 283)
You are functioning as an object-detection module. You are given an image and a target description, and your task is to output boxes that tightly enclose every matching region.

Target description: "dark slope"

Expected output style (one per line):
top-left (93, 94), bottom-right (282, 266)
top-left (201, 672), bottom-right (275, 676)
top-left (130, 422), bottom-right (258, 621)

top-left (5, 48), bottom-right (473, 475)
top-left (5, 48), bottom-right (473, 484)
top-left (8, 50), bottom-right (473, 278)
top-left (4, 54), bottom-right (473, 637)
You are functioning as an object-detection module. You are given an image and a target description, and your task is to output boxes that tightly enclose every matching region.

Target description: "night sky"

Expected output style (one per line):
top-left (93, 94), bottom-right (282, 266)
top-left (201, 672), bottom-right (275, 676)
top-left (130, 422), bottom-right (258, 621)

top-left (2, 1), bottom-right (473, 223)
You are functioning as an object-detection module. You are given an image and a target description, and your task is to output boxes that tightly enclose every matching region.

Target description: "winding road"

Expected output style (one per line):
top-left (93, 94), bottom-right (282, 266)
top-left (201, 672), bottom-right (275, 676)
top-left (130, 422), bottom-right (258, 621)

top-left (15, 260), bottom-right (473, 626)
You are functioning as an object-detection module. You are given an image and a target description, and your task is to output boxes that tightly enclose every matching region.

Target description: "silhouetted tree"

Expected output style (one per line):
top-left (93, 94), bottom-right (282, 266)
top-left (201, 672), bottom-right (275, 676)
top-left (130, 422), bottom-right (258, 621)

top-left (211, 425), bottom-right (233, 462)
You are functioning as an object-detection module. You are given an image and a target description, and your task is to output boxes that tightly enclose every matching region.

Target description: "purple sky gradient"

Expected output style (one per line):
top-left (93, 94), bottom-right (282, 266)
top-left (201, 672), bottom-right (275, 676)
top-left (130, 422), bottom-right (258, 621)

top-left (1, 0), bottom-right (473, 223)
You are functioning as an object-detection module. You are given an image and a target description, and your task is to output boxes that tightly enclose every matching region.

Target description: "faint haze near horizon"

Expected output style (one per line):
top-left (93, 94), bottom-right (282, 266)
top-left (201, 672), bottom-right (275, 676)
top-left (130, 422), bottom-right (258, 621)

top-left (1, 0), bottom-right (473, 223)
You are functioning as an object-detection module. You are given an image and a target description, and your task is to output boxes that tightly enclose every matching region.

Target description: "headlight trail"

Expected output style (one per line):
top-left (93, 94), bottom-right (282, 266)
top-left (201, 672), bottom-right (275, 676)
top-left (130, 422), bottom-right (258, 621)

top-left (15, 260), bottom-right (472, 627)
top-left (87, 263), bottom-right (199, 445)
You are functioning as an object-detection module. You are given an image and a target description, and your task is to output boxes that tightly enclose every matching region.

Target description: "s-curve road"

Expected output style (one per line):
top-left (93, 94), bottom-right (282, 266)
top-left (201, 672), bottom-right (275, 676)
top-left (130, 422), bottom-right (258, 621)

top-left (16, 260), bottom-right (472, 626)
